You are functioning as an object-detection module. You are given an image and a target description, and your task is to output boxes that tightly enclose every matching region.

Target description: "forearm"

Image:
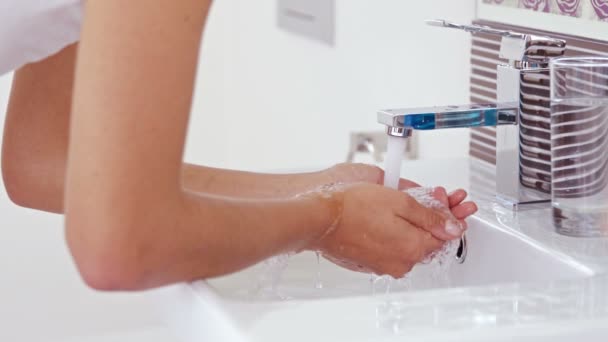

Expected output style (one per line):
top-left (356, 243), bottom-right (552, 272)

top-left (2, 155), bottom-right (332, 213)
top-left (182, 163), bottom-right (332, 198)
top-left (150, 190), bottom-right (337, 287)
top-left (66, 185), bottom-right (340, 290)
top-left (2, 45), bottom-right (75, 214)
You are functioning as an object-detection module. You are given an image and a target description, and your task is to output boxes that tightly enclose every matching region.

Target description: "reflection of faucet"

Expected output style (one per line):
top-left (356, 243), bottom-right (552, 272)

top-left (346, 131), bottom-right (418, 163)
top-left (378, 20), bottom-right (567, 210)
top-left (346, 131), bottom-right (388, 163)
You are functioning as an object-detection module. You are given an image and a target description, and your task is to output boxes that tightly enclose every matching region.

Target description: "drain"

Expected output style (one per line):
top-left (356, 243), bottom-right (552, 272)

top-left (455, 234), bottom-right (467, 264)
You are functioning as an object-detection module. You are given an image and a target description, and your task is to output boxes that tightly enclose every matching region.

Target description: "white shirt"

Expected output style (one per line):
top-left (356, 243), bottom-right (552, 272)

top-left (0, 0), bottom-right (83, 75)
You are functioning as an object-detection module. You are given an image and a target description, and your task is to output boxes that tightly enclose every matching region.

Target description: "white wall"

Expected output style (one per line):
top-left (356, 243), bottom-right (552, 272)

top-left (187, 0), bottom-right (476, 171)
top-left (0, 1), bottom-right (475, 340)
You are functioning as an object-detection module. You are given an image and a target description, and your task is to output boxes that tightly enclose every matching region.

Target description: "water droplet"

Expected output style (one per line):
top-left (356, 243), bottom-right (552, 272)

top-left (372, 275), bottom-right (392, 296)
top-left (315, 251), bottom-right (323, 289)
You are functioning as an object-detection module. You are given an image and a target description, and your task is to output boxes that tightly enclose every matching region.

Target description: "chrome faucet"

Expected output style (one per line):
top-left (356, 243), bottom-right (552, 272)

top-left (378, 20), bottom-right (567, 210)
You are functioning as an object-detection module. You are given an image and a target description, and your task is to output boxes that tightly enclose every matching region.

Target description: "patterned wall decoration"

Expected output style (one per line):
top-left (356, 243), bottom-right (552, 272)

top-left (482, 0), bottom-right (608, 20)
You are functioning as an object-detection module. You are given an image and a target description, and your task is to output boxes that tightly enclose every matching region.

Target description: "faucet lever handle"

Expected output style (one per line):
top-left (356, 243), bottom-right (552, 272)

top-left (425, 19), bottom-right (525, 39)
top-left (426, 19), bottom-right (566, 63)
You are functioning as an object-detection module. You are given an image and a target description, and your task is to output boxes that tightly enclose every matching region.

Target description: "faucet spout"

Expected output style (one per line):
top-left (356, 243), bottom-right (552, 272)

top-left (375, 19), bottom-right (567, 210)
top-left (377, 102), bottom-right (518, 136)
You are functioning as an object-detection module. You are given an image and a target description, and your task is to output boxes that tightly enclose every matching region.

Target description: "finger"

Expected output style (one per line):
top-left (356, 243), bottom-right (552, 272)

top-left (397, 192), bottom-right (464, 241)
top-left (397, 178), bottom-right (421, 191)
top-left (448, 189), bottom-right (468, 208)
top-left (431, 187), bottom-right (450, 208)
top-left (450, 202), bottom-right (478, 220)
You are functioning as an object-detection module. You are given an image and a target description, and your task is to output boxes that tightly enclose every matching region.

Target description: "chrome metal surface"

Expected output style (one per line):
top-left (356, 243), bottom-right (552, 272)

top-left (426, 19), bottom-right (566, 63)
top-left (378, 102), bottom-right (518, 130)
top-left (386, 126), bottom-right (412, 138)
top-left (456, 234), bottom-right (467, 264)
top-left (425, 19), bottom-right (526, 39)
top-left (378, 20), bottom-right (567, 210)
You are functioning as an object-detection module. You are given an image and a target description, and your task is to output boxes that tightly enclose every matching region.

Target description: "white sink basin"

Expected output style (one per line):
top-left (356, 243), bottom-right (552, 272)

top-left (154, 212), bottom-right (605, 342)
top-left (206, 215), bottom-right (593, 302)
top-left (152, 158), bottom-right (608, 342)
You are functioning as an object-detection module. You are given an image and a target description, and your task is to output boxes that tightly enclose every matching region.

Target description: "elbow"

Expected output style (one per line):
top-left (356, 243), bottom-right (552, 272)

top-left (76, 258), bottom-right (147, 292)
top-left (65, 215), bottom-right (150, 292)
top-left (79, 265), bottom-right (146, 292)
top-left (64, 183), bottom-right (187, 291)
top-left (1, 154), bottom-right (64, 213)
top-left (75, 261), bottom-right (144, 292)
top-left (2, 164), bottom-right (34, 209)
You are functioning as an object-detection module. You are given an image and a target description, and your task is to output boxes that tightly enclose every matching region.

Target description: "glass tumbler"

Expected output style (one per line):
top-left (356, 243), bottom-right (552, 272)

top-left (550, 57), bottom-right (608, 237)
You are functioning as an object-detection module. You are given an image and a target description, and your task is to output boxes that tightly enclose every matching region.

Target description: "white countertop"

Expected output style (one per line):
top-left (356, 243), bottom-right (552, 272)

top-left (48, 327), bottom-right (176, 342)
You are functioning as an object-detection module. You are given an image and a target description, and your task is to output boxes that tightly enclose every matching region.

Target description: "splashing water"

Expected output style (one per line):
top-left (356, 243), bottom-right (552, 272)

top-left (369, 187), bottom-right (461, 295)
top-left (402, 187), bottom-right (460, 288)
top-left (382, 135), bottom-right (460, 285)
top-left (248, 179), bottom-right (461, 299)
top-left (249, 253), bottom-right (292, 300)
top-left (372, 275), bottom-right (392, 296)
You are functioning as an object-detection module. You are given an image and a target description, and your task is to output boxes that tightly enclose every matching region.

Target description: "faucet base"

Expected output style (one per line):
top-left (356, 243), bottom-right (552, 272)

top-left (495, 196), bottom-right (551, 212)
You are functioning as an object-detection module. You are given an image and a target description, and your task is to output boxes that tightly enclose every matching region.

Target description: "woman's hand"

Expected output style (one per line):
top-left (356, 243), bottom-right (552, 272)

top-left (307, 183), bottom-right (471, 278)
top-left (323, 163), bottom-right (477, 227)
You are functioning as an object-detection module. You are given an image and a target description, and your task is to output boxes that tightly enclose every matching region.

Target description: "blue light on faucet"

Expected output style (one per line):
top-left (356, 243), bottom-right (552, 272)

top-left (402, 109), bottom-right (501, 130)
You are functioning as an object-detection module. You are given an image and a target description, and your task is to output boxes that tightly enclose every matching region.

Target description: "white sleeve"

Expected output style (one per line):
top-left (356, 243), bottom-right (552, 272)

top-left (0, 0), bottom-right (83, 75)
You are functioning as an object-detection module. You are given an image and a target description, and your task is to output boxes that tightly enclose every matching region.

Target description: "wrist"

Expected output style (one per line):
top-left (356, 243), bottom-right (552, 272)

top-left (295, 183), bottom-right (345, 252)
top-left (324, 163), bottom-right (383, 185)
